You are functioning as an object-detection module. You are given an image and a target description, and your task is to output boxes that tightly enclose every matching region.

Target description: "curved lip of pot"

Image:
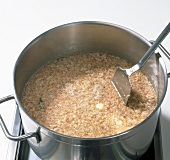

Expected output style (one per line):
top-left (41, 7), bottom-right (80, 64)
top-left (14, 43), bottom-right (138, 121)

top-left (13, 21), bottom-right (168, 145)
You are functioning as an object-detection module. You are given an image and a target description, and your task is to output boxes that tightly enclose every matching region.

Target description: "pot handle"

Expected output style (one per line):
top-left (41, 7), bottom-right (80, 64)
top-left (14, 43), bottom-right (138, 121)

top-left (150, 41), bottom-right (170, 78)
top-left (158, 44), bottom-right (170, 78)
top-left (0, 95), bottom-right (41, 143)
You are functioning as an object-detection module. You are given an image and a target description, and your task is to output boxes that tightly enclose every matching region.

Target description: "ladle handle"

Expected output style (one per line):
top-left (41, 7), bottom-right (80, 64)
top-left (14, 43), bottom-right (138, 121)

top-left (126, 22), bottom-right (170, 76)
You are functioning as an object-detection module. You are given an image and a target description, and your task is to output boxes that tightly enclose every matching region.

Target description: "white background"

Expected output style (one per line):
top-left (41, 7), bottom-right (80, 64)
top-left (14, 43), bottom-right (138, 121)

top-left (0, 0), bottom-right (170, 159)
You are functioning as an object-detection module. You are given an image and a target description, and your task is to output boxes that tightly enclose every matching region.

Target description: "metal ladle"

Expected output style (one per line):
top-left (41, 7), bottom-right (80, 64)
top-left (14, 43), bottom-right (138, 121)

top-left (111, 22), bottom-right (170, 105)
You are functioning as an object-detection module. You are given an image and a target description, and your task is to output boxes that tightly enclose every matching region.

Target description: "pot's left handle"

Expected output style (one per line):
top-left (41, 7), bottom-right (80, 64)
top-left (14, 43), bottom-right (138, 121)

top-left (0, 95), bottom-right (41, 143)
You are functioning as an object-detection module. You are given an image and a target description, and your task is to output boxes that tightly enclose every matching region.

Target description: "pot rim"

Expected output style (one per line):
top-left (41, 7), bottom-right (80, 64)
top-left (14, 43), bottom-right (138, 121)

top-left (13, 21), bottom-right (168, 143)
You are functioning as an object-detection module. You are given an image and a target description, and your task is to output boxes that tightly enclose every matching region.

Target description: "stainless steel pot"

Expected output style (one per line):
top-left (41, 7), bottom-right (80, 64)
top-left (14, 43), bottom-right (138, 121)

top-left (1, 21), bottom-right (170, 160)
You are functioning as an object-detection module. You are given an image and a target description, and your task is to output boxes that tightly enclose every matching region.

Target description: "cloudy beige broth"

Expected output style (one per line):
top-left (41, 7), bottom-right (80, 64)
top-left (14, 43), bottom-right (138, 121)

top-left (22, 53), bottom-right (157, 138)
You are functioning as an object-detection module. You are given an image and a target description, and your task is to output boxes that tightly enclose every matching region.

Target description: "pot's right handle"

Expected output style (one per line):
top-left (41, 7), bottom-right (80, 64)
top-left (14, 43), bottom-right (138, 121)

top-left (0, 95), bottom-right (41, 143)
top-left (158, 44), bottom-right (170, 78)
top-left (150, 41), bottom-right (170, 78)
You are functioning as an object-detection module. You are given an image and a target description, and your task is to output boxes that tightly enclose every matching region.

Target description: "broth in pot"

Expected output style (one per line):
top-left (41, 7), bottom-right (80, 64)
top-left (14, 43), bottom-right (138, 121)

top-left (22, 52), bottom-right (157, 138)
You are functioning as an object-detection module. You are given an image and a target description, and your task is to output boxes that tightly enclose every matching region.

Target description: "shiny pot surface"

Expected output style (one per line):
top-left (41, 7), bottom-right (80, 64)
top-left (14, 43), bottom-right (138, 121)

top-left (1, 22), bottom-right (169, 160)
